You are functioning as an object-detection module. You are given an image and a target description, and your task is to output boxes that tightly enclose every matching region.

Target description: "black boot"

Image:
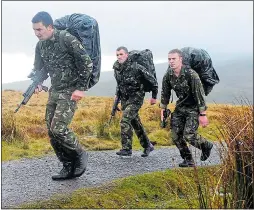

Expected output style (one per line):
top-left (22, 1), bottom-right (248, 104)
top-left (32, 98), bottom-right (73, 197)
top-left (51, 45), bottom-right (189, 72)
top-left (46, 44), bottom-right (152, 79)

top-left (200, 141), bottom-right (213, 161)
top-left (52, 162), bottom-right (75, 180)
top-left (116, 149), bottom-right (132, 156)
top-left (73, 151), bottom-right (88, 178)
top-left (141, 143), bottom-right (154, 157)
top-left (178, 147), bottom-right (195, 167)
top-left (179, 159), bottom-right (195, 167)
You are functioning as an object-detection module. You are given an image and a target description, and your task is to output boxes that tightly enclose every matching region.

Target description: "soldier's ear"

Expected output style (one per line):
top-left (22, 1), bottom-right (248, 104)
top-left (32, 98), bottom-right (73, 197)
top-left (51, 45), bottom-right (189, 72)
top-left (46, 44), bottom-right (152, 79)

top-left (47, 24), bottom-right (53, 30)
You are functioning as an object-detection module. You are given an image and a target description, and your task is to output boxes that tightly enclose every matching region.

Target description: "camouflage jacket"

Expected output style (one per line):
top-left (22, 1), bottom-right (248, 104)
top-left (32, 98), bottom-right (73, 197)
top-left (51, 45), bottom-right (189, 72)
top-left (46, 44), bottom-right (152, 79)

top-left (33, 29), bottom-right (93, 91)
top-left (113, 58), bottom-right (158, 99)
top-left (160, 66), bottom-right (207, 112)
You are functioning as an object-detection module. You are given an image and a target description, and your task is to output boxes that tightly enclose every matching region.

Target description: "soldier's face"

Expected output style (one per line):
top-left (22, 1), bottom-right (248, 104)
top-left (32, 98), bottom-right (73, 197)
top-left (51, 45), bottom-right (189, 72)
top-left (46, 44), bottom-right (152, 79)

top-left (33, 22), bottom-right (53, 40)
top-left (116, 49), bottom-right (128, 64)
top-left (168, 53), bottom-right (182, 69)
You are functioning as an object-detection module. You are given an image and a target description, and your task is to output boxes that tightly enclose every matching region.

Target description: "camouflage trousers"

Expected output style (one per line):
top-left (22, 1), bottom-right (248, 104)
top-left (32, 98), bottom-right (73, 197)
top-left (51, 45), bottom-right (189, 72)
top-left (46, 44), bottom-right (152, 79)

top-left (45, 90), bottom-right (83, 163)
top-left (120, 94), bottom-right (151, 150)
top-left (170, 106), bottom-right (211, 160)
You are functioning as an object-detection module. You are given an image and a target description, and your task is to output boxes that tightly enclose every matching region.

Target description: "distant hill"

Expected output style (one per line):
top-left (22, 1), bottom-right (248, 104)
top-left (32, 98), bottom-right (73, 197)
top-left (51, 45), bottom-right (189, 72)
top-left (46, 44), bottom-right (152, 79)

top-left (2, 56), bottom-right (253, 104)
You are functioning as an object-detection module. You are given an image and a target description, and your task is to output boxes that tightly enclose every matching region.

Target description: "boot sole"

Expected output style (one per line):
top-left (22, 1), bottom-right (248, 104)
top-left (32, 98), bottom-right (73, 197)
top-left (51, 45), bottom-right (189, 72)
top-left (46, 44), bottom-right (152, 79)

top-left (116, 154), bottom-right (132, 156)
top-left (179, 164), bottom-right (195, 167)
top-left (52, 175), bottom-right (75, 181)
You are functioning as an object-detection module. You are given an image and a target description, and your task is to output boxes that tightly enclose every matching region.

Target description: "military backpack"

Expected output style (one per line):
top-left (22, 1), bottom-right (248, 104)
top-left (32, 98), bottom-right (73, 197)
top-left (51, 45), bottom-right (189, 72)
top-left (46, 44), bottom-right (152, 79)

top-left (129, 49), bottom-right (157, 92)
top-left (181, 47), bottom-right (220, 95)
top-left (54, 13), bottom-right (101, 89)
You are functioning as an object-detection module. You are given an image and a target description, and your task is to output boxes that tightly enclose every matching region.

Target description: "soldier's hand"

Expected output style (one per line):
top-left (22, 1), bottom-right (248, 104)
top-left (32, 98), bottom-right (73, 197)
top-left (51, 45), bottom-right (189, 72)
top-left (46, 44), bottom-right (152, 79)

top-left (150, 98), bottom-right (156, 105)
top-left (71, 90), bottom-right (85, 101)
top-left (34, 84), bottom-right (42, 94)
top-left (160, 109), bottom-right (164, 121)
top-left (199, 116), bottom-right (209, 127)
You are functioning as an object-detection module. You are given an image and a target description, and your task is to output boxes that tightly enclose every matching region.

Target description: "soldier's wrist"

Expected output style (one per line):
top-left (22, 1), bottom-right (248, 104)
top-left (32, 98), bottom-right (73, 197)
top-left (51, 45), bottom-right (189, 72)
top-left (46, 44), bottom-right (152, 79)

top-left (152, 92), bottom-right (157, 99)
top-left (76, 86), bottom-right (86, 91)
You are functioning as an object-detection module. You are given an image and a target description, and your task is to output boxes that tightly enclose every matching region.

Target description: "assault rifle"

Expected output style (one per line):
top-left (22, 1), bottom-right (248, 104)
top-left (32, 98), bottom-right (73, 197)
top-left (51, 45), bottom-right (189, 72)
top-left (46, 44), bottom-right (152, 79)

top-left (160, 108), bottom-right (171, 128)
top-left (108, 94), bottom-right (121, 125)
top-left (14, 69), bottom-right (48, 113)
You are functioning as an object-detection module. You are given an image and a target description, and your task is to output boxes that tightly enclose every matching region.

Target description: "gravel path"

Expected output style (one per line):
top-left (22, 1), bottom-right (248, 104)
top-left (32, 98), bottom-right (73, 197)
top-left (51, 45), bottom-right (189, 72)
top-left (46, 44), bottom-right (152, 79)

top-left (2, 146), bottom-right (221, 208)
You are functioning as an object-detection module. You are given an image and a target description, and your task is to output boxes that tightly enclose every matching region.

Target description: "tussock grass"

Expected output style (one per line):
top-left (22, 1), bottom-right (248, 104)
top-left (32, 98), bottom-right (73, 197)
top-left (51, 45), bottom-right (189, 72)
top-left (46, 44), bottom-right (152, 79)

top-left (1, 110), bottom-right (27, 142)
top-left (2, 90), bottom-right (226, 161)
top-left (181, 99), bottom-right (253, 209)
top-left (3, 90), bottom-right (252, 208)
top-left (21, 167), bottom-right (217, 209)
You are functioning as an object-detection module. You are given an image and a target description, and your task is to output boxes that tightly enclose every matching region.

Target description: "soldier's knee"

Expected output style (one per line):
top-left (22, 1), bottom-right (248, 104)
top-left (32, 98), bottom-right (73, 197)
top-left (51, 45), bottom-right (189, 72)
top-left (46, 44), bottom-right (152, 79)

top-left (51, 126), bottom-right (66, 138)
top-left (183, 132), bottom-right (196, 142)
top-left (121, 118), bottom-right (131, 126)
top-left (48, 130), bottom-right (54, 138)
top-left (171, 130), bottom-right (179, 144)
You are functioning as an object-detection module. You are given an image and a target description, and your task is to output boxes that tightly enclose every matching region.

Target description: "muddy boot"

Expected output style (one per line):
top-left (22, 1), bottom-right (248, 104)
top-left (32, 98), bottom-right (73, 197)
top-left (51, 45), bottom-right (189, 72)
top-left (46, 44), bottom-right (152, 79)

top-left (200, 141), bottom-right (213, 161)
top-left (73, 151), bottom-right (88, 178)
top-left (178, 147), bottom-right (195, 167)
top-left (52, 162), bottom-right (74, 180)
top-left (141, 143), bottom-right (154, 157)
top-left (179, 159), bottom-right (195, 167)
top-left (116, 149), bottom-right (132, 156)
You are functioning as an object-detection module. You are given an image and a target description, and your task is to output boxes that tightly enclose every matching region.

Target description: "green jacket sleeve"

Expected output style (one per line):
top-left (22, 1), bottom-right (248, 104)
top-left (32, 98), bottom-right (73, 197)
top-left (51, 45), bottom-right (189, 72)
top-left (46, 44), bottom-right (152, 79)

top-left (189, 70), bottom-right (207, 112)
top-left (30, 42), bottom-right (48, 81)
top-left (160, 70), bottom-right (172, 109)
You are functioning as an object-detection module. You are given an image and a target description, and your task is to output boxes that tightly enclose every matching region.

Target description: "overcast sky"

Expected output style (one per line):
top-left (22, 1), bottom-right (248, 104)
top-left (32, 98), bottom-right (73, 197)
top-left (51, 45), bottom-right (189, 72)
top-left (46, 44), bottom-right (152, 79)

top-left (1, 1), bottom-right (253, 83)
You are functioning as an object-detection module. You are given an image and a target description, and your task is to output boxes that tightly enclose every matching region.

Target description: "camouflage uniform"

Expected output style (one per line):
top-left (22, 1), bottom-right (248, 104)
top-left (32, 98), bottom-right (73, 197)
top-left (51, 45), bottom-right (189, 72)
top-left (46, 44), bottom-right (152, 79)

top-left (113, 58), bottom-right (158, 150)
top-left (160, 66), bottom-right (212, 161)
top-left (33, 29), bottom-right (93, 163)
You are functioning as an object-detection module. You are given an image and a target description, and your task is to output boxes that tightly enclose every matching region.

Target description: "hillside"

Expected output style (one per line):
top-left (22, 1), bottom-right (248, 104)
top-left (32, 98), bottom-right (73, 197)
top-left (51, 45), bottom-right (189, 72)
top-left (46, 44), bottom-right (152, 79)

top-left (2, 56), bottom-right (253, 104)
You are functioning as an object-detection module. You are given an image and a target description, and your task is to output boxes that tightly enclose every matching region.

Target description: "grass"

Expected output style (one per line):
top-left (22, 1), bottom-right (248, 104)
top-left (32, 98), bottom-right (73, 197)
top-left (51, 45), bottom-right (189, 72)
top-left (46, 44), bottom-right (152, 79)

top-left (20, 166), bottom-right (217, 209)
top-left (2, 90), bottom-right (224, 161)
top-left (2, 91), bottom-right (253, 209)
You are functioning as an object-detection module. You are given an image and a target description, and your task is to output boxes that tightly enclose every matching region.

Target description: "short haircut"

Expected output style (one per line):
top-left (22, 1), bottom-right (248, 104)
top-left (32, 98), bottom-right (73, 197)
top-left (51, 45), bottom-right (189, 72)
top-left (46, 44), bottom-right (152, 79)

top-left (116, 46), bottom-right (128, 54)
top-left (32, 11), bottom-right (53, 27)
top-left (168, 49), bottom-right (183, 57)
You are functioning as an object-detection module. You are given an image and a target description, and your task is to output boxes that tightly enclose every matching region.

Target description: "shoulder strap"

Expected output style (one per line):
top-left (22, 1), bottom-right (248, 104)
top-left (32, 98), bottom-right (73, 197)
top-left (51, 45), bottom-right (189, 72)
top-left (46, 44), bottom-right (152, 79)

top-left (165, 68), bottom-right (174, 103)
top-left (131, 61), bottom-right (138, 69)
top-left (59, 30), bottom-right (68, 51)
top-left (38, 41), bottom-right (42, 50)
top-left (175, 67), bottom-right (192, 107)
top-left (184, 66), bottom-right (192, 86)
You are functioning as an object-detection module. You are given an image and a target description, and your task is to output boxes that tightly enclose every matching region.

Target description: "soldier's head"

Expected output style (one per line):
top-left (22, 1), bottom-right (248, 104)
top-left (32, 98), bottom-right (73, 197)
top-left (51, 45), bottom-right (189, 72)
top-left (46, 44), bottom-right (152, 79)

top-left (32, 11), bottom-right (54, 41)
top-left (116, 46), bottom-right (129, 64)
top-left (168, 49), bottom-right (183, 70)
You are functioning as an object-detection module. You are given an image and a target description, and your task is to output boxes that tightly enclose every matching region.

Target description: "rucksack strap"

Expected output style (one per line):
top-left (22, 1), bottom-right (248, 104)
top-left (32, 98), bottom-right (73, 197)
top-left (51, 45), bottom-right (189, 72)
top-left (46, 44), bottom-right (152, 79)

top-left (167, 67), bottom-right (190, 106)
top-left (59, 30), bottom-right (68, 52)
top-left (132, 61), bottom-right (138, 71)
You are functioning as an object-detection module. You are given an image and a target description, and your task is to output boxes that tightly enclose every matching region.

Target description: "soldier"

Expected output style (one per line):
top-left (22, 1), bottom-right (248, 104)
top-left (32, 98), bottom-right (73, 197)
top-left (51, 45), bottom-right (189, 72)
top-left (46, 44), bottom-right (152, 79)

top-left (30, 11), bottom-right (92, 180)
top-left (113, 46), bottom-right (158, 157)
top-left (160, 49), bottom-right (213, 167)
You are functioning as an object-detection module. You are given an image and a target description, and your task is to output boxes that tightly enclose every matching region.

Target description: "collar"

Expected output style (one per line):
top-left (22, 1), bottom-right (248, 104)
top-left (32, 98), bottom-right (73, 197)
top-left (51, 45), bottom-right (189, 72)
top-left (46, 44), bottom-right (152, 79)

top-left (113, 58), bottom-right (131, 71)
top-left (169, 66), bottom-right (186, 77)
top-left (48, 29), bottom-right (58, 41)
